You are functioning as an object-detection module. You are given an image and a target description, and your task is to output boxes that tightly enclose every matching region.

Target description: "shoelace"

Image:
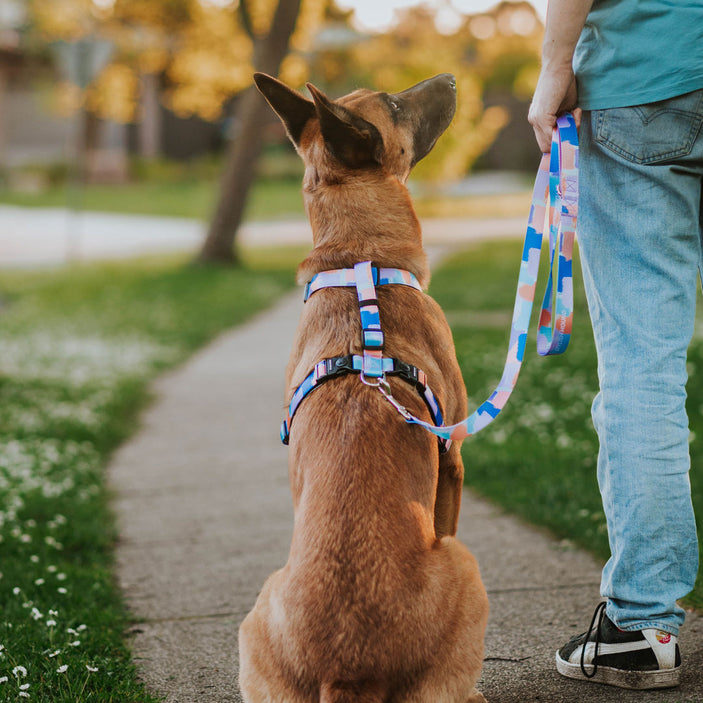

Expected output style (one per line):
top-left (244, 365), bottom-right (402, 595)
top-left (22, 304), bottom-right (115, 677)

top-left (580, 601), bottom-right (607, 678)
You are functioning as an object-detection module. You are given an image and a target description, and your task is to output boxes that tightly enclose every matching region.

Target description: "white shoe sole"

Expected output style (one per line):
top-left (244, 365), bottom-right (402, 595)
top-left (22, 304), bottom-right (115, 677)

top-left (555, 651), bottom-right (680, 690)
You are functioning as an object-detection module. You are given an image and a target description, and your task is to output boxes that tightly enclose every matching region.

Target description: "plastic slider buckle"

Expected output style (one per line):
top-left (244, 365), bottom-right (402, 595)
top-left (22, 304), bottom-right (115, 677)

top-left (393, 359), bottom-right (420, 386)
top-left (325, 356), bottom-right (354, 380)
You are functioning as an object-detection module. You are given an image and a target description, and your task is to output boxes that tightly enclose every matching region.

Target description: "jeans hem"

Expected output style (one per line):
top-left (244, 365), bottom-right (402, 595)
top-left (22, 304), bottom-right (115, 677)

top-left (605, 604), bottom-right (680, 637)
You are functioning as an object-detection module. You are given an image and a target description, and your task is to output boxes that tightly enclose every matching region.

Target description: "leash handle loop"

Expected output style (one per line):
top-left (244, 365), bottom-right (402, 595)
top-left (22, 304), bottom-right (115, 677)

top-left (404, 113), bottom-right (579, 442)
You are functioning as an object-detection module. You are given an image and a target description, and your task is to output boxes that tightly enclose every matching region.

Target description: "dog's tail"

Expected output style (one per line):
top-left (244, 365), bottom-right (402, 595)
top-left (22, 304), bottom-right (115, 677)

top-left (320, 680), bottom-right (386, 703)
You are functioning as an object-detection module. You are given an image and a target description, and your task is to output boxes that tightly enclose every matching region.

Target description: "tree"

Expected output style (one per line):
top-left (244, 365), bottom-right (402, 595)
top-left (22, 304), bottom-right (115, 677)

top-left (308, 1), bottom-right (543, 182)
top-left (198, 0), bottom-right (303, 264)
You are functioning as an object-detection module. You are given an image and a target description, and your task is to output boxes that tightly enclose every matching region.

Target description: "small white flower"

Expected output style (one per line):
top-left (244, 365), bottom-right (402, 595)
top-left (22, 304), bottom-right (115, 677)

top-left (56, 573), bottom-right (67, 581)
top-left (12, 587), bottom-right (20, 595)
top-left (47, 566), bottom-right (57, 573)
top-left (56, 665), bottom-right (68, 673)
top-left (76, 624), bottom-right (87, 632)
top-left (12, 665), bottom-right (27, 678)
top-left (0, 676), bottom-right (7, 683)
top-left (57, 588), bottom-right (67, 595)
top-left (29, 555), bottom-right (39, 564)
top-left (19, 683), bottom-right (30, 691)
top-left (46, 620), bottom-right (57, 627)
top-left (86, 665), bottom-right (98, 673)
top-left (30, 607), bottom-right (43, 620)
top-left (48, 650), bottom-right (61, 658)
top-left (34, 578), bottom-right (45, 586)
top-left (20, 534), bottom-right (32, 543)
top-left (19, 692), bottom-right (30, 698)
top-left (48, 610), bottom-right (58, 617)
top-left (69, 640), bottom-right (80, 647)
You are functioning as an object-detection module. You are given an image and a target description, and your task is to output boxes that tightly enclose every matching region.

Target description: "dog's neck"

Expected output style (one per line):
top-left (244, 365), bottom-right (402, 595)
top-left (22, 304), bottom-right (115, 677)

top-left (296, 170), bottom-right (430, 288)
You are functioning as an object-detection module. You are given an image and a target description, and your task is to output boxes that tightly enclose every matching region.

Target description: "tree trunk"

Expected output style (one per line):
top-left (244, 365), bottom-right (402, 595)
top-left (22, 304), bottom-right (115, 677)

top-left (139, 71), bottom-right (161, 159)
top-left (198, 0), bottom-right (303, 265)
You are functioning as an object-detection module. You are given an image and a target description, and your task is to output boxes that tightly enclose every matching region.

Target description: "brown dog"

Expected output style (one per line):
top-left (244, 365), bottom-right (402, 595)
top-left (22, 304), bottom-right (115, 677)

top-left (239, 73), bottom-right (488, 703)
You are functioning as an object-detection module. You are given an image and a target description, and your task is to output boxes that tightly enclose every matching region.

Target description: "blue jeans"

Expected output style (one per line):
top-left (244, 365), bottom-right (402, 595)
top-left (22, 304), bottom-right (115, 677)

top-left (579, 89), bottom-right (703, 635)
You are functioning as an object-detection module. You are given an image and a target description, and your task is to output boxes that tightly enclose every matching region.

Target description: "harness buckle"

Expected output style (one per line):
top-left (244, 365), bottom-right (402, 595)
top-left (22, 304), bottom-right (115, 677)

top-left (392, 359), bottom-right (419, 386)
top-left (280, 420), bottom-right (290, 445)
top-left (325, 356), bottom-right (352, 378)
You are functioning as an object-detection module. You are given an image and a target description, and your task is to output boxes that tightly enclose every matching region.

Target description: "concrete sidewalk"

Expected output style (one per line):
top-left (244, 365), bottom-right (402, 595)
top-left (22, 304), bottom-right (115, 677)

top-left (110, 277), bottom-right (703, 703)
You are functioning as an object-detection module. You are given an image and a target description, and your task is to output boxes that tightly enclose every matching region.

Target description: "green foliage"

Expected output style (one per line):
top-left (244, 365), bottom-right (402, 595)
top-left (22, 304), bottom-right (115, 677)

top-left (0, 251), bottom-right (299, 701)
top-left (430, 241), bottom-right (703, 610)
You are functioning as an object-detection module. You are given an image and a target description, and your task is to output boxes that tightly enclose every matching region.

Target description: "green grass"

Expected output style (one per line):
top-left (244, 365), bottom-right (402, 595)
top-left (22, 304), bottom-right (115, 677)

top-left (0, 175), bottom-right (306, 222)
top-left (0, 176), bottom-right (534, 222)
top-left (429, 240), bottom-right (703, 611)
top-left (0, 153), bottom-right (532, 222)
top-left (0, 249), bottom-right (302, 701)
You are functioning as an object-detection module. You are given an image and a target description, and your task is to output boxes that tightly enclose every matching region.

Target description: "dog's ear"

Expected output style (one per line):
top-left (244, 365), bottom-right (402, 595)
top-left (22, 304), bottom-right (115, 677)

top-left (306, 83), bottom-right (384, 169)
top-left (253, 73), bottom-right (315, 148)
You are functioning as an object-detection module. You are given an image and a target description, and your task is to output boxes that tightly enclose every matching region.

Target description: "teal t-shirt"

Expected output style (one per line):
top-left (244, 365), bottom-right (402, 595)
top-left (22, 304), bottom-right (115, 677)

top-left (574, 0), bottom-right (703, 110)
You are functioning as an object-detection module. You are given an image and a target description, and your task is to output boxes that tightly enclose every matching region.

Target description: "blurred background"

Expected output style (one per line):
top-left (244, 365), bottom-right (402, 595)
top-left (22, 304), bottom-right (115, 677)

top-left (0, 0), bottom-right (548, 266)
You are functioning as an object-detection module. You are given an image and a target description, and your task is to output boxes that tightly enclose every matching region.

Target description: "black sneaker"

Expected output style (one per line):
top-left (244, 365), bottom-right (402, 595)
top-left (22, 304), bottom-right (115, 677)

top-left (556, 602), bottom-right (681, 689)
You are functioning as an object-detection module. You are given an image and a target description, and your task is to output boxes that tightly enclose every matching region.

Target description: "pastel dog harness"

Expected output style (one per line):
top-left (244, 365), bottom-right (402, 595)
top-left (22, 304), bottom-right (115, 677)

top-left (282, 263), bottom-right (450, 452)
top-left (281, 113), bottom-right (579, 447)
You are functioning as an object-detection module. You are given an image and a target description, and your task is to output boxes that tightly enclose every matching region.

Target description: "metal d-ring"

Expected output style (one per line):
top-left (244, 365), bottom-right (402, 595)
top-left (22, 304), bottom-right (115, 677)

top-left (359, 371), bottom-right (385, 388)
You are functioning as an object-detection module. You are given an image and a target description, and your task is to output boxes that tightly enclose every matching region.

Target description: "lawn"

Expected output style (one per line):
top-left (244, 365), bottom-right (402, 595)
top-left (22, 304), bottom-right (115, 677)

top-left (0, 173), bottom-right (307, 222)
top-left (428, 239), bottom-right (703, 611)
top-left (0, 152), bottom-right (533, 222)
top-left (0, 249), bottom-right (302, 702)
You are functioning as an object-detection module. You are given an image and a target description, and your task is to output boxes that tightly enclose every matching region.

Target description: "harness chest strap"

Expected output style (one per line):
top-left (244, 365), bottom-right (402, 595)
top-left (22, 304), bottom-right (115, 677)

top-left (280, 353), bottom-right (448, 450)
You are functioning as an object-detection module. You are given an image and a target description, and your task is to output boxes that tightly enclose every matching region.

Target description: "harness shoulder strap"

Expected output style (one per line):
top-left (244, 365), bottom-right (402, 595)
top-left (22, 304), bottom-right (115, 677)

top-left (304, 266), bottom-right (422, 302)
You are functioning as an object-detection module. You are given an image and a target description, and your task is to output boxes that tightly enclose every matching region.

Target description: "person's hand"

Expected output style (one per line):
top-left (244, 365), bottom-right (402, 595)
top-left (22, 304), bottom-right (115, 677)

top-left (529, 65), bottom-right (581, 152)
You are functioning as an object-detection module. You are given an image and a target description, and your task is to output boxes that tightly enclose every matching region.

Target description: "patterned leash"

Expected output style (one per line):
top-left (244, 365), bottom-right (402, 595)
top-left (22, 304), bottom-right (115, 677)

top-left (378, 112), bottom-right (579, 442)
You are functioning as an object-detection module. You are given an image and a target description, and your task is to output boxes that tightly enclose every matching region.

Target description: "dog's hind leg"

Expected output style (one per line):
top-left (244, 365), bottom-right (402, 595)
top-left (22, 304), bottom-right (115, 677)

top-left (239, 572), bottom-right (313, 703)
top-left (434, 444), bottom-right (465, 538)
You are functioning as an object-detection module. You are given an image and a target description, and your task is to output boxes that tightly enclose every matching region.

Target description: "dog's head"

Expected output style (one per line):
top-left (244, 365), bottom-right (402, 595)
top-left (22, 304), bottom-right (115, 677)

top-left (254, 73), bottom-right (456, 183)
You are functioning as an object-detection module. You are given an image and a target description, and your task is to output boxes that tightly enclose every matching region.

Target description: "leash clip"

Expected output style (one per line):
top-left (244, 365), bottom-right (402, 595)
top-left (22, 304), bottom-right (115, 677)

top-left (375, 380), bottom-right (415, 422)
